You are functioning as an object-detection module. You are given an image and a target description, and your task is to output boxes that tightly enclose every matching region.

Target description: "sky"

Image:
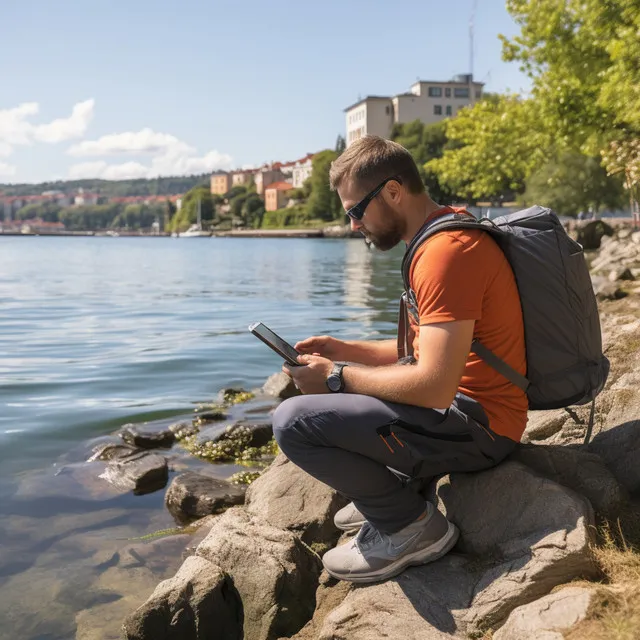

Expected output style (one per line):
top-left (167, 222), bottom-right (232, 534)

top-left (0, 0), bottom-right (531, 185)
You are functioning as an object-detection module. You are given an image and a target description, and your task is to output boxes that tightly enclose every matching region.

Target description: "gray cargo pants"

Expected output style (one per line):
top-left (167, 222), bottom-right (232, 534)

top-left (272, 392), bottom-right (517, 534)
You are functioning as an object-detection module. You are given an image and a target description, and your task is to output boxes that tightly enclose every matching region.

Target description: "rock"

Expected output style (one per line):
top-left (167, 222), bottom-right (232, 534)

top-left (432, 461), bottom-right (597, 633)
top-left (295, 558), bottom-right (472, 640)
top-left (246, 453), bottom-right (348, 546)
top-left (632, 231), bottom-right (640, 244)
top-left (589, 420), bottom-right (640, 496)
top-left (99, 451), bottom-right (168, 495)
top-left (122, 555), bottom-right (242, 640)
top-left (88, 442), bottom-right (140, 461)
top-left (592, 276), bottom-right (628, 301)
top-left (493, 586), bottom-right (598, 639)
top-left (119, 424), bottom-right (175, 449)
top-left (165, 472), bottom-right (245, 524)
top-left (261, 372), bottom-right (301, 400)
top-left (608, 267), bottom-right (635, 282)
top-left (196, 508), bottom-right (320, 640)
top-left (168, 420), bottom-right (199, 440)
top-left (522, 410), bottom-right (568, 443)
top-left (197, 420), bottom-right (273, 448)
top-left (510, 444), bottom-right (625, 517)
top-left (193, 409), bottom-right (228, 425)
top-left (295, 461), bottom-right (597, 639)
top-left (576, 220), bottom-right (614, 250)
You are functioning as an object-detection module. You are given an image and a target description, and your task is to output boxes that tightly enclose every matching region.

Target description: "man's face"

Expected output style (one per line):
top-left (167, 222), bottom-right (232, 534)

top-left (338, 178), bottom-right (405, 251)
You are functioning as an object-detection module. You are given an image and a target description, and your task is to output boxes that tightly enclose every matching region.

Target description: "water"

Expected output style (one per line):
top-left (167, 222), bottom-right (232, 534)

top-left (0, 236), bottom-right (404, 639)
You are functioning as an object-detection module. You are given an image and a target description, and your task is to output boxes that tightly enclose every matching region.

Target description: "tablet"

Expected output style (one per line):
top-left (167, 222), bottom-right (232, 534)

top-left (248, 322), bottom-right (301, 366)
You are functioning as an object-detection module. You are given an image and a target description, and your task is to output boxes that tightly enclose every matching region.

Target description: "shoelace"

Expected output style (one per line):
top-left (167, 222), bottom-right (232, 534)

top-left (355, 524), bottom-right (385, 554)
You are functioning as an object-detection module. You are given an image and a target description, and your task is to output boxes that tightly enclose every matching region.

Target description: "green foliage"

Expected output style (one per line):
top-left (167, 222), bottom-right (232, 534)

top-left (14, 201), bottom-right (62, 222)
top-left (306, 150), bottom-right (341, 221)
top-left (111, 203), bottom-right (165, 230)
top-left (0, 175), bottom-right (209, 198)
top-left (426, 95), bottom-right (552, 200)
top-left (58, 203), bottom-right (123, 231)
top-left (501, 0), bottom-right (640, 191)
top-left (390, 120), bottom-right (455, 203)
top-left (169, 186), bottom-right (214, 232)
top-left (522, 152), bottom-right (626, 216)
top-left (335, 135), bottom-right (346, 154)
top-left (261, 204), bottom-right (311, 228)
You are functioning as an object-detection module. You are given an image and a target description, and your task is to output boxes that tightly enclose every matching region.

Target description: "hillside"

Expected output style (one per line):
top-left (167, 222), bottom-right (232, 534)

top-left (0, 174), bottom-right (210, 198)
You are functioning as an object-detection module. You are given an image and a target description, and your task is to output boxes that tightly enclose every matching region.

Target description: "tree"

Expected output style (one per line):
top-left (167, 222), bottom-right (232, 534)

top-left (306, 149), bottom-right (341, 221)
top-left (241, 193), bottom-right (265, 228)
top-left (14, 201), bottom-right (63, 222)
top-left (390, 120), bottom-right (455, 203)
top-left (426, 95), bottom-right (552, 201)
top-left (169, 186), bottom-right (215, 232)
top-left (335, 135), bottom-right (346, 154)
top-left (522, 152), bottom-right (625, 216)
top-left (501, 0), bottom-right (640, 206)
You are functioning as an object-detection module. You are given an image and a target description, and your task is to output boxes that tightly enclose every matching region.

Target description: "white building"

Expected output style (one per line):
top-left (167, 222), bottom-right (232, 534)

top-left (291, 154), bottom-right (314, 189)
top-left (345, 74), bottom-right (483, 146)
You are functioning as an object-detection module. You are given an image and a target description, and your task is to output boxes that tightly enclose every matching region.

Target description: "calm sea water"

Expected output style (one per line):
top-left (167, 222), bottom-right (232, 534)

top-left (0, 236), bottom-right (404, 639)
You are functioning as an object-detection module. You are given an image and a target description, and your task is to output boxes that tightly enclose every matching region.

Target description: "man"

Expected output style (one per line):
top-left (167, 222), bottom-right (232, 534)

top-left (272, 135), bottom-right (527, 584)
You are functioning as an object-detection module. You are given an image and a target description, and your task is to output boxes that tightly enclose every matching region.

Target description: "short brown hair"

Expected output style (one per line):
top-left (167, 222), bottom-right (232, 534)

top-left (329, 135), bottom-right (425, 195)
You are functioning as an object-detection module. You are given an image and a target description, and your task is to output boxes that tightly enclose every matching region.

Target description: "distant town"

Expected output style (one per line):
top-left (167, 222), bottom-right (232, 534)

top-left (0, 73), bottom-right (482, 236)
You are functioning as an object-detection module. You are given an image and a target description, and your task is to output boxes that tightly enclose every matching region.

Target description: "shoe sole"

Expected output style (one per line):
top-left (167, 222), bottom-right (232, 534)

top-left (324, 522), bottom-right (459, 584)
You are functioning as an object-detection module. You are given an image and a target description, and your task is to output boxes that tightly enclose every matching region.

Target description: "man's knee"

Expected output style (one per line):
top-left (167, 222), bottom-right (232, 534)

top-left (272, 395), bottom-right (309, 449)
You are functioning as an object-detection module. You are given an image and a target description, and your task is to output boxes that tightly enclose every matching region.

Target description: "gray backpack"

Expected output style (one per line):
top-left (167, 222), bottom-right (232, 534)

top-left (399, 205), bottom-right (609, 443)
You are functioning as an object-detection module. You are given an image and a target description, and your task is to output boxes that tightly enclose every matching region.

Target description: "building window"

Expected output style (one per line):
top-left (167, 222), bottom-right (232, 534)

top-left (446, 105), bottom-right (452, 116)
top-left (445, 88), bottom-right (451, 97)
top-left (385, 105), bottom-right (390, 114)
top-left (428, 87), bottom-right (442, 97)
top-left (434, 105), bottom-right (442, 115)
top-left (454, 87), bottom-right (470, 98)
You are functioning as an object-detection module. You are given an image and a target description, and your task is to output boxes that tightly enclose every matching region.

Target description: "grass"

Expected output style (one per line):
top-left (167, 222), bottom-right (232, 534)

top-left (563, 514), bottom-right (640, 640)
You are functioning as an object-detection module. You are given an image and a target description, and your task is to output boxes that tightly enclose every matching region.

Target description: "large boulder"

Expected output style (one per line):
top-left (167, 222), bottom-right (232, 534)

top-left (589, 420), bottom-right (640, 496)
top-left (122, 555), bottom-right (242, 640)
top-left (196, 508), bottom-right (321, 640)
top-left (246, 453), bottom-right (348, 546)
top-left (493, 586), bottom-right (598, 639)
top-left (99, 451), bottom-right (168, 495)
top-left (164, 472), bottom-right (246, 524)
top-left (295, 461), bottom-right (597, 639)
top-left (510, 444), bottom-right (626, 517)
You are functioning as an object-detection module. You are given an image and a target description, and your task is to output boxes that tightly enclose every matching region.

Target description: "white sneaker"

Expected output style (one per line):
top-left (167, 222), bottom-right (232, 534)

top-left (322, 502), bottom-right (458, 583)
top-left (333, 502), bottom-right (366, 532)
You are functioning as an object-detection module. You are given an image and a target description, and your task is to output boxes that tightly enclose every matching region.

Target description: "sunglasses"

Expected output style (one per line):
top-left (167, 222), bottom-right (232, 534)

top-left (345, 176), bottom-right (403, 221)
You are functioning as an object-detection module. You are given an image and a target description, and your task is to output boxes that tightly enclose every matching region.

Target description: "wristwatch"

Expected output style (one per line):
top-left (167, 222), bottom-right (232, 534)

top-left (326, 363), bottom-right (348, 393)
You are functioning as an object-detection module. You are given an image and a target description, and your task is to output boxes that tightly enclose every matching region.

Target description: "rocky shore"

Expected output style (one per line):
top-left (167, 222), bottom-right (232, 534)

top-left (32, 220), bottom-right (638, 639)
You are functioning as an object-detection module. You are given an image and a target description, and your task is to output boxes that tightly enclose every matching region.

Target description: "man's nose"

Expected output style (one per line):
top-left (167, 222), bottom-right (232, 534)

top-left (349, 217), bottom-right (362, 232)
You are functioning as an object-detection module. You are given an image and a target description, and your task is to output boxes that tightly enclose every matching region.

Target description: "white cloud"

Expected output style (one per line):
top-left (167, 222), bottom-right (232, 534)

top-left (69, 127), bottom-right (192, 157)
top-left (0, 99), bottom-right (95, 172)
top-left (33, 99), bottom-right (94, 143)
top-left (0, 162), bottom-right (16, 177)
top-left (68, 131), bottom-right (233, 180)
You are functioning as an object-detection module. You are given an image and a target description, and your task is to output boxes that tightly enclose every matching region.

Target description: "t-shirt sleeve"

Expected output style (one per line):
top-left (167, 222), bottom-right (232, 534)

top-left (410, 231), bottom-right (488, 325)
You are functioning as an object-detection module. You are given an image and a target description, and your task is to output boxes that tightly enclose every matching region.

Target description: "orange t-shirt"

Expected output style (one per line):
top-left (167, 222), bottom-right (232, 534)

top-left (409, 208), bottom-right (528, 441)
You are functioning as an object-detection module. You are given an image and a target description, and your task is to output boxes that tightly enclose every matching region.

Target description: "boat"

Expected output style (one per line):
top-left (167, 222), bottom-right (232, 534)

top-left (178, 198), bottom-right (211, 237)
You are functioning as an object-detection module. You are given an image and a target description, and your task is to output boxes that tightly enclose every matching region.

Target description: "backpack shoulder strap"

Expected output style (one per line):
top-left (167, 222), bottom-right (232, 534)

top-left (401, 214), bottom-right (496, 291)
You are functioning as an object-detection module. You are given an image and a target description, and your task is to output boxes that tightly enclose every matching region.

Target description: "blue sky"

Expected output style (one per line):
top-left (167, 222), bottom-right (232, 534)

top-left (0, 0), bottom-right (530, 185)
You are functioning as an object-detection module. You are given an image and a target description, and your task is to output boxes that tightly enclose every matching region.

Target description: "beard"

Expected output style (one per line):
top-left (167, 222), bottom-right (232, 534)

top-left (362, 202), bottom-right (404, 251)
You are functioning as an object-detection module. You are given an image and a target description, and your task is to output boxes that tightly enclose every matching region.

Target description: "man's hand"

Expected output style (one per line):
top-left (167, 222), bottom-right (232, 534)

top-left (294, 335), bottom-right (346, 361)
top-left (283, 354), bottom-right (334, 395)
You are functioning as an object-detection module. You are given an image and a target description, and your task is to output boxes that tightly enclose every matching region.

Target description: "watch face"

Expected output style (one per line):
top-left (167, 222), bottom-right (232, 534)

top-left (326, 375), bottom-right (341, 392)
